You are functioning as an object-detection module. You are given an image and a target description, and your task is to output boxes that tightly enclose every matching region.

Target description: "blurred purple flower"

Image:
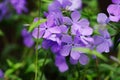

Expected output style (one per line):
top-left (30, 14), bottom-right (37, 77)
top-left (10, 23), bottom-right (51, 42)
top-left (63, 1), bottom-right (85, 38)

top-left (112, 0), bottom-right (120, 4)
top-left (21, 28), bottom-right (34, 48)
top-left (10, 0), bottom-right (28, 14)
top-left (94, 29), bottom-right (112, 53)
top-left (0, 1), bottom-right (8, 21)
top-left (0, 69), bottom-right (4, 78)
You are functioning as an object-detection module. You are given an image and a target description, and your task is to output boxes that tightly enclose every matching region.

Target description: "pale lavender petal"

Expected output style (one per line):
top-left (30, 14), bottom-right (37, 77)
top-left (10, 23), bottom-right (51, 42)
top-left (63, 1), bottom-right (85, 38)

top-left (78, 18), bottom-right (89, 28)
top-left (60, 45), bottom-right (71, 56)
top-left (107, 4), bottom-right (120, 16)
top-left (107, 39), bottom-right (113, 47)
top-left (109, 15), bottom-right (120, 22)
top-left (99, 29), bottom-right (110, 38)
top-left (70, 51), bottom-right (80, 60)
top-left (80, 36), bottom-right (94, 45)
top-left (60, 25), bottom-right (68, 33)
top-left (79, 27), bottom-right (93, 35)
top-left (68, 0), bottom-right (82, 11)
top-left (63, 17), bottom-right (72, 25)
top-left (71, 23), bottom-right (80, 35)
top-left (107, 4), bottom-right (120, 22)
top-left (62, 0), bottom-right (72, 8)
top-left (71, 11), bottom-right (80, 22)
top-left (48, 0), bottom-right (61, 12)
top-left (46, 15), bottom-right (54, 27)
top-left (43, 30), bottom-right (51, 39)
top-left (96, 42), bottom-right (109, 53)
top-left (79, 53), bottom-right (89, 65)
top-left (32, 27), bottom-right (45, 38)
top-left (97, 13), bottom-right (108, 24)
top-left (58, 63), bottom-right (68, 72)
top-left (49, 27), bottom-right (61, 33)
top-left (61, 35), bottom-right (72, 43)
top-left (93, 36), bottom-right (104, 45)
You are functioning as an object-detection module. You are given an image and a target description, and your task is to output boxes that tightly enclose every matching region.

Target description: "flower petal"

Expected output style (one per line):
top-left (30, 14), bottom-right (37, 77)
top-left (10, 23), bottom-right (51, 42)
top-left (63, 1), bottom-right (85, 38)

top-left (60, 45), bottom-right (71, 56)
top-left (71, 11), bottom-right (80, 22)
top-left (49, 27), bottom-right (61, 33)
top-left (70, 51), bottom-right (80, 60)
top-left (79, 53), bottom-right (89, 65)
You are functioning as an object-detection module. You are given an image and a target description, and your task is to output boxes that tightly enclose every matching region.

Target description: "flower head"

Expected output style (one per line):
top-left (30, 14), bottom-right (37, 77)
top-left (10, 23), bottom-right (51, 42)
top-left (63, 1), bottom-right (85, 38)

top-left (94, 29), bottom-right (112, 53)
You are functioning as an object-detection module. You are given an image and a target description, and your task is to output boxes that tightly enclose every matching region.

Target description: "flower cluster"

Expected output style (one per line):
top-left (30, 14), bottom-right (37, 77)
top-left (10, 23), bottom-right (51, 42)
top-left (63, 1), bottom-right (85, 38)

top-left (0, 0), bottom-right (27, 21)
top-left (28, 0), bottom-right (113, 72)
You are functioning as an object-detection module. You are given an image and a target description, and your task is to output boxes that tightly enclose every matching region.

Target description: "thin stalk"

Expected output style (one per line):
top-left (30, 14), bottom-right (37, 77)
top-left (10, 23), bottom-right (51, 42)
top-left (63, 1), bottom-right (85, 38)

top-left (35, 0), bottom-right (41, 80)
top-left (95, 58), bottom-right (100, 80)
top-left (40, 52), bottom-right (48, 80)
top-left (108, 23), bottom-right (120, 32)
top-left (76, 65), bottom-right (80, 80)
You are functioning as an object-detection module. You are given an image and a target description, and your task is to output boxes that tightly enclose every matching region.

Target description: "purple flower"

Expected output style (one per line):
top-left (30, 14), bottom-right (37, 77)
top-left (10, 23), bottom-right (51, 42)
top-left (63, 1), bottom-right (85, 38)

top-left (55, 54), bottom-right (68, 72)
top-left (107, 3), bottom-right (120, 22)
top-left (10, 0), bottom-right (28, 14)
top-left (21, 28), bottom-right (34, 48)
top-left (48, 0), bottom-right (82, 12)
top-left (65, 11), bottom-right (93, 35)
top-left (68, 0), bottom-right (82, 11)
top-left (0, 1), bottom-right (8, 21)
top-left (97, 13), bottom-right (109, 25)
top-left (94, 29), bottom-right (112, 53)
top-left (48, 0), bottom-right (71, 12)
top-left (32, 14), bottom-right (61, 39)
top-left (0, 69), bottom-right (4, 78)
top-left (60, 35), bottom-right (81, 60)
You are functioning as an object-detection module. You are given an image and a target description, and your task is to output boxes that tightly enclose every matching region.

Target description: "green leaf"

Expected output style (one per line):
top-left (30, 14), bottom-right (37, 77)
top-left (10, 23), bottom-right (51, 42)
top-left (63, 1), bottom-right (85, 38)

top-left (26, 64), bottom-right (35, 73)
top-left (38, 59), bottom-right (50, 67)
top-left (5, 69), bottom-right (14, 76)
top-left (28, 19), bottom-right (46, 32)
top-left (7, 59), bottom-right (14, 67)
top-left (13, 63), bottom-right (23, 70)
top-left (73, 48), bottom-right (108, 61)
top-left (99, 64), bottom-right (115, 71)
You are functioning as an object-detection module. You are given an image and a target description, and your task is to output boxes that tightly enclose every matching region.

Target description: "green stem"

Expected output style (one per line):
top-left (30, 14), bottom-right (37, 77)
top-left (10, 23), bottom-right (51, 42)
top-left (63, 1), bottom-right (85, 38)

top-left (76, 65), bottom-right (80, 80)
top-left (35, 0), bottom-right (41, 80)
top-left (108, 23), bottom-right (120, 32)
top-left (95, 58), bottom-right (100, 80)
top-left (40, 52), bottom-right (48, 80)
